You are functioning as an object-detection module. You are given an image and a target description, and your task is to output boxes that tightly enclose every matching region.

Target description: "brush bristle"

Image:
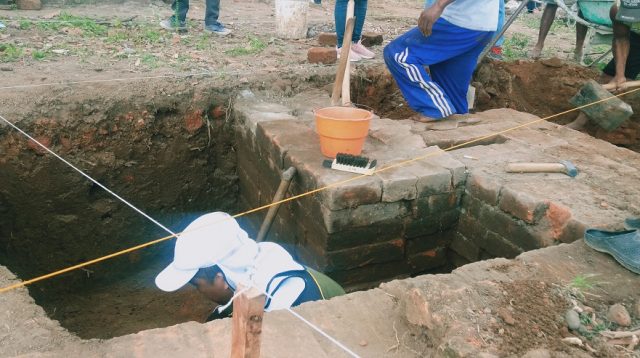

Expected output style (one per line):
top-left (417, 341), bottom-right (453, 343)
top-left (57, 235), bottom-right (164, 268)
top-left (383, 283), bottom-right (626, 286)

top-left (335, 153), bottom-right (370, 168)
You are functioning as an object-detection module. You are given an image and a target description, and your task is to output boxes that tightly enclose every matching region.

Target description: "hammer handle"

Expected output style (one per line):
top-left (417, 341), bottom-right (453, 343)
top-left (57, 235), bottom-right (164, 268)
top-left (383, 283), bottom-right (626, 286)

top-left (506, 163), bottom-right (566, 174)
top-left (601, 80), bottom-right (640, 91)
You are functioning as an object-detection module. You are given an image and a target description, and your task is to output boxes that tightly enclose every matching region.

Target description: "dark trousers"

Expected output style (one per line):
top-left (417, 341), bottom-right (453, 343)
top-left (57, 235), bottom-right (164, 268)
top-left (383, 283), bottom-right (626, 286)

top-left (170, 0), bottom-right (220, 26)
top-left (603, 31), bottom-right (640, 80)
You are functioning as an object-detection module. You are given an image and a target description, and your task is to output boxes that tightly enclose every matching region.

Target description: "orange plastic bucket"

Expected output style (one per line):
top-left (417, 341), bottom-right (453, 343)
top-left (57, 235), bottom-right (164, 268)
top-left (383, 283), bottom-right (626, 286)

top-left (315, 106), bottom-right (373, 158)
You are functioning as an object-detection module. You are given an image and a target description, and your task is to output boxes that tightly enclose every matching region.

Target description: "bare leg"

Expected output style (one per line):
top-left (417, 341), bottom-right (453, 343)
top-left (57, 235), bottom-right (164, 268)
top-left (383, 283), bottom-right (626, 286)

top-left (530, 3), bottom-right (558, 59)
top-left (574, 12), bottom-right (588, 63)
top-left (566, 112), bottom-right (589, 129)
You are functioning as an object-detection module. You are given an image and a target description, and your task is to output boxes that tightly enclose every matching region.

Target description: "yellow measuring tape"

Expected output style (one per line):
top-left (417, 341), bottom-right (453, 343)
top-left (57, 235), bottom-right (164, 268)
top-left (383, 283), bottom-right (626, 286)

top-left (1, 86), bottom-right (638, 294)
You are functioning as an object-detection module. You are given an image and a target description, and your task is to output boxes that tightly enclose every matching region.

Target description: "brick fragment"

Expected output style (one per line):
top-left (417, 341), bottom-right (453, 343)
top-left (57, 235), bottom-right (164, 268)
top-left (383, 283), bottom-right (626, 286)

top-left (184, 110), bottom-right (203, 134)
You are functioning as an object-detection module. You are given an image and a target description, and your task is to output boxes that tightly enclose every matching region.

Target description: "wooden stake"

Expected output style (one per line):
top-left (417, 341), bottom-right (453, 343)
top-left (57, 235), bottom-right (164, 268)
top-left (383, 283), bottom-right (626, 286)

top-left (231, 286), bottom-right (266, 358)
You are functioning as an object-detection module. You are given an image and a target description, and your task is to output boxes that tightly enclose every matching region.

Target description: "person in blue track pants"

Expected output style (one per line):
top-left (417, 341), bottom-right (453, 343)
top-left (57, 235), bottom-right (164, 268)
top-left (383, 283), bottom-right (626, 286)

top-left (383, 0), bottom-right (499, 122)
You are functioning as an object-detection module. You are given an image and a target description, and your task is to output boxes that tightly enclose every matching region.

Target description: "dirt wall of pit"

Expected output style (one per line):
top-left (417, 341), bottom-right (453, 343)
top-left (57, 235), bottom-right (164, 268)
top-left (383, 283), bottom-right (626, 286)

top-left (0, 78), bottom-right (241, 337)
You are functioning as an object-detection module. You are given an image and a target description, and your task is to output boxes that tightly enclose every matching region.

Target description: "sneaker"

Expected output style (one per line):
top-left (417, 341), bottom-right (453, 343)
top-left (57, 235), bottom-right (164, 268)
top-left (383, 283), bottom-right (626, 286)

top-left (205, 22), bottom-right (231, 36)
top-left (160, 18), bottom-right (187, 32)
top-left (0, 21), bottom-right (5, 30)
top-left (351, 40), bottom-right (375, 59)
top-left (487, 46), bottom-right (503, 61)
top-left (310, 0), bottom-right (321, 4)
top-left (336, 46), bottom-right (362, 62)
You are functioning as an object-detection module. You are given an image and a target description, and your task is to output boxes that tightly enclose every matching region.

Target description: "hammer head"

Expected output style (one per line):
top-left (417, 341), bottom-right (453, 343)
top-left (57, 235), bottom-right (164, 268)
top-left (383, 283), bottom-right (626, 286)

top-left (570, 80), bottom-right (633, 132)
top-left (560, 160), bottom-right (578, 177)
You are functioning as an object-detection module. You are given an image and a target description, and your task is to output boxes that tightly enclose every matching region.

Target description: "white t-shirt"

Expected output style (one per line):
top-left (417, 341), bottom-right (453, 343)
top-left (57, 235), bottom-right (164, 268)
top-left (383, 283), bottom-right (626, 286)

top-left (427, 0), bottom-right (500, 32)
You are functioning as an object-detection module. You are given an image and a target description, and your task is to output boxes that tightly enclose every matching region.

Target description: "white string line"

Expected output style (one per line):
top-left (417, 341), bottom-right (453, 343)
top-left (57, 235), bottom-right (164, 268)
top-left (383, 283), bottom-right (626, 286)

top-left (285, 307), bottom-right (361, 357)
top-left (0, 112), bottom-right (360, 358)
top-left (0, 113), bottom-right (178, 238)
top-left (0, 62), bottom-right (336, 91)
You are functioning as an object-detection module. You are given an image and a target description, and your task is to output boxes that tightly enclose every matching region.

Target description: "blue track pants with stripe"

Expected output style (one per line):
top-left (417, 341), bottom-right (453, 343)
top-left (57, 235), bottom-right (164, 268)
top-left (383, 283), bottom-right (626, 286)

top-left (383, 19), bottom-right (494, 119)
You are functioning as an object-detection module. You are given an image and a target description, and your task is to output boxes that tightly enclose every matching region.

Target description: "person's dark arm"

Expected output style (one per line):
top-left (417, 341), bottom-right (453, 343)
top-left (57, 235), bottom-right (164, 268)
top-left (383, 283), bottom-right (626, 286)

top-left (610, 4), bottom-right (632, 91)
top-left (419, 0), bottom-right (456, 36)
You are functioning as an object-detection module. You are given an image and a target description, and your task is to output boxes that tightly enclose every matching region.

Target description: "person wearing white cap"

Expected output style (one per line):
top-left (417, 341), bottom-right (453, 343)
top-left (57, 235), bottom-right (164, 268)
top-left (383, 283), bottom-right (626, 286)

top-left (155, 212), bottom-right (345, 319)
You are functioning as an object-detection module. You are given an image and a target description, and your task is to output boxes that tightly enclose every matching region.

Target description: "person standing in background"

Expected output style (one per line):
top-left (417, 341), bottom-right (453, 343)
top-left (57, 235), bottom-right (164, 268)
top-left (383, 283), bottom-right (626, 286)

top-left (160, 0), bottom-right (231, 35)
top-left (334, 0), bottom-right (375, 61)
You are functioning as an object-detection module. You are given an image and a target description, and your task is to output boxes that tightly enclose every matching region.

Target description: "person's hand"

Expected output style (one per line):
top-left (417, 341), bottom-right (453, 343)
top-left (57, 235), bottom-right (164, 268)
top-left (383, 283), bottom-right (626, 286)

top-left (418, 4), bottom-right (444, 37)
top-left (608, 76), bottom-right (628, 93)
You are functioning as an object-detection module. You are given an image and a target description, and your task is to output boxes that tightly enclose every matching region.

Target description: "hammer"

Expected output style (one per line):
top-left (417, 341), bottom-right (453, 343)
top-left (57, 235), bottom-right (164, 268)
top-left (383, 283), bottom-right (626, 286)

top-left (570, 79), bottom-right (640, 132)
top-left (506, 160), bottom-right (578, 177)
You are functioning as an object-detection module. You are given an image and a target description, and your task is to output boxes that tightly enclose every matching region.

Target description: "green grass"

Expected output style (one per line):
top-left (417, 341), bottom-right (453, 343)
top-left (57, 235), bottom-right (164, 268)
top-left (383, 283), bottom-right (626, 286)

top-left (502, 33), bottom-right (530, 61)
top-left (142, 29), bottom-right (162, 44)
top-left (106, 31), bottom-right (129, 44)
top-left (36, 12), bottom-right (107, 36)
top-left (195, 34), bottom-right (210, 51)
top-left (577, 312), bottom-right (609, 340)
top-left (225, 36), bottom-right (267, 57)
top-left (19, 20), bottom-right (32, 30)
top-left (32, 50), bottom-right (47, 61)
top-left (570, 274), bottom-right (594, 291)
top-left (0, 44), bottom-right (24, 62)
top-left (140, 53), bottom-right (158, 68)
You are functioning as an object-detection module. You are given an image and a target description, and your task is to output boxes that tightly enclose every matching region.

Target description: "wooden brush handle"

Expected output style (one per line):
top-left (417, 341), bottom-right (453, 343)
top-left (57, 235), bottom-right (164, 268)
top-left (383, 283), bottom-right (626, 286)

top-left (331, 17), bottom-right (355, 106)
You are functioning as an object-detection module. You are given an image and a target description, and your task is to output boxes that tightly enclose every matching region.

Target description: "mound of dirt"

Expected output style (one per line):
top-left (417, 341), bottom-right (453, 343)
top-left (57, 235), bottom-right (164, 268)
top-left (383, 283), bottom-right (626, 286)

top-left (474, 59), bottom-right (600, 123)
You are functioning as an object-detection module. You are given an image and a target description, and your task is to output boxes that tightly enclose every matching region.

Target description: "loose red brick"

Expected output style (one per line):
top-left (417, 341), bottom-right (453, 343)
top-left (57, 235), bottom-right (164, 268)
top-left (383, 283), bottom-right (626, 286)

top-left (318, 32), bottom-right (337, 47)
top-left (307, 47), bottom-right (337, 64)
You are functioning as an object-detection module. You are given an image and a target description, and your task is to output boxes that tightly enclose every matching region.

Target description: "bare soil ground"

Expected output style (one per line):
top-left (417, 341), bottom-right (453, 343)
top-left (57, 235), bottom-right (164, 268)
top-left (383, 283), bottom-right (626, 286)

top-left (1, 0), bottom-right (639, 354)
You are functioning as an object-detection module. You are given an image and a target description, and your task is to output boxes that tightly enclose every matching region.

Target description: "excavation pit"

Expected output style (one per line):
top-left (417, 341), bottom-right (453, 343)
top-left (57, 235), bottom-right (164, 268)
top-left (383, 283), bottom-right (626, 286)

top-left (1, 63), bottom-right (640, 350)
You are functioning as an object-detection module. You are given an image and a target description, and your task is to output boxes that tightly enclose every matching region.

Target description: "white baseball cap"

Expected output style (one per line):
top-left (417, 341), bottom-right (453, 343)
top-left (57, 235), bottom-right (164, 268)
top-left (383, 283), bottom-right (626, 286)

top-left (155, 212), bottom-right (251, 292)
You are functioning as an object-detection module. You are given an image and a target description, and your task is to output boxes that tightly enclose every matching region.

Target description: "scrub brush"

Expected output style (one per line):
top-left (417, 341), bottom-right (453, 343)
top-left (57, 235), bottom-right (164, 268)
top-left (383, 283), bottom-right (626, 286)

top-left (322, 153), bottom-right (377, 175)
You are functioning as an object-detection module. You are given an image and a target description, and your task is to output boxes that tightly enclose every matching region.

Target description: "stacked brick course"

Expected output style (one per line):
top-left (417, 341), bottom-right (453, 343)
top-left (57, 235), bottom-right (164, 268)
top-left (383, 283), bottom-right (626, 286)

top-left (234, 95), bottom-right (466, 288)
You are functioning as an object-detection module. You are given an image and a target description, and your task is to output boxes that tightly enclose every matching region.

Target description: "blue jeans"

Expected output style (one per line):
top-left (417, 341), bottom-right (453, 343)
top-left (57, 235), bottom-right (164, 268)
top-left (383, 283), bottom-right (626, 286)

top-left (170, 0), bottom-right (220, 26)
top-left (335, 0), bottom-right (368, 46)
